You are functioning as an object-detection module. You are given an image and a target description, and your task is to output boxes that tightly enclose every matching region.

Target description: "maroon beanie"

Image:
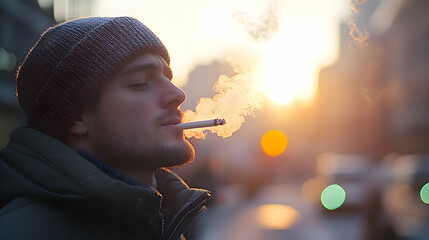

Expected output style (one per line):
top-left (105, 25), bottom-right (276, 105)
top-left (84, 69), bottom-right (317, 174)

top-left (16, 16), bottom-right (170, 139)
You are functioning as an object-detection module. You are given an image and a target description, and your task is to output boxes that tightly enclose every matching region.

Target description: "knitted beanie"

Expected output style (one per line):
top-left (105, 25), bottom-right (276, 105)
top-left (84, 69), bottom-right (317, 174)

top-left (16, 16), bottom-right (170, 139)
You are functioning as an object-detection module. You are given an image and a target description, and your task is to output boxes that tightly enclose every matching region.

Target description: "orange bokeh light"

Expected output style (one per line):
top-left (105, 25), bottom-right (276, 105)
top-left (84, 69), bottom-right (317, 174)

top-left (261, 130), bottom-right (288, 156)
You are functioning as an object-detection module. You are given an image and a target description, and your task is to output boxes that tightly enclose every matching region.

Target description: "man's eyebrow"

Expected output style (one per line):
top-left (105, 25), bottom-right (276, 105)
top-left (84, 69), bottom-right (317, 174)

top-left (122, 61), bottom-right (173, 80)
top-left (122, 63), bottom-right (159, 75)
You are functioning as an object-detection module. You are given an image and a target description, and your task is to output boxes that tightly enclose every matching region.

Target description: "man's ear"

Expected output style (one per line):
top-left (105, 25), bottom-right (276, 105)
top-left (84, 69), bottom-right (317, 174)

top-left (68, 116), bottom-right (89, 135)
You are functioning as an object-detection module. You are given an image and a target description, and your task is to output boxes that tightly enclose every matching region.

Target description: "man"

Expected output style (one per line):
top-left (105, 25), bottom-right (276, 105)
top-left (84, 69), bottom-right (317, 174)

top-left (0, 16), bottom-right (211, 240)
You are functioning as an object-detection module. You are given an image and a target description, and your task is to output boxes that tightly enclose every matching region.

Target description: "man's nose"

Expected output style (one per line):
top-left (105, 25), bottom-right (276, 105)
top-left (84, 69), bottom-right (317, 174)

top-left (161, 80), bottom-right (186, 109)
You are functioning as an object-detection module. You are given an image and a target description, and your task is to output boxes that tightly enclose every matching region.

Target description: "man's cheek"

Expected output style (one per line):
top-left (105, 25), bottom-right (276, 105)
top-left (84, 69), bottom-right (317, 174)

top-left (105, 93), bottom-right (137, 115)
top-left (127, 98), bottom-right (152, 116)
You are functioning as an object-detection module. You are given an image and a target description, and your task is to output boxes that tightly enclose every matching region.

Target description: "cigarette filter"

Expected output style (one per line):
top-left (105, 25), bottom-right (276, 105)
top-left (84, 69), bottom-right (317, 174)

top-left (176, 118), bottom-right (226, 130)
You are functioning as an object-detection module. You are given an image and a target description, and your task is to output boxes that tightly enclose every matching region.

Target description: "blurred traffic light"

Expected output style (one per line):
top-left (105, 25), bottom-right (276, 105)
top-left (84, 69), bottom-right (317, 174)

top-left (321, 184), bottom-right (346, 210)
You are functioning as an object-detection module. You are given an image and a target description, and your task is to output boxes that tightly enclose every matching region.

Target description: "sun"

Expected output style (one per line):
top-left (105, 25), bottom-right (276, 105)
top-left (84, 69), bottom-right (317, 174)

top-left (259, 18), bottom-right (334, 105)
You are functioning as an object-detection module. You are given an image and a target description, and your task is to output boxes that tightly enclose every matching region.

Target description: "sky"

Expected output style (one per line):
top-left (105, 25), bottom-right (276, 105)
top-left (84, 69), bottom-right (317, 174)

top-left (92, 0), bottom-right (350, 105)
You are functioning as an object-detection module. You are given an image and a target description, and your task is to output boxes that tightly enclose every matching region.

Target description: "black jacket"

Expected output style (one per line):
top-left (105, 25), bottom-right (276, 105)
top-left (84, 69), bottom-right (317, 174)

top-left (0, 127), bottom-right (210, 240)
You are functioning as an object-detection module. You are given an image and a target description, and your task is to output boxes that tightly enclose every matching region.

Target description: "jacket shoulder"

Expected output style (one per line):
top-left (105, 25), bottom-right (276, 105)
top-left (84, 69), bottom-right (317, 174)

top-left (0, 197), bottom-right (96, 240)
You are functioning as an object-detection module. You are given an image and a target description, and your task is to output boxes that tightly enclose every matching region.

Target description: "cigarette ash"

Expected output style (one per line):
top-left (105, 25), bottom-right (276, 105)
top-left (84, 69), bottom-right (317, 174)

top-left (215, 118), bottom-right (226, 126)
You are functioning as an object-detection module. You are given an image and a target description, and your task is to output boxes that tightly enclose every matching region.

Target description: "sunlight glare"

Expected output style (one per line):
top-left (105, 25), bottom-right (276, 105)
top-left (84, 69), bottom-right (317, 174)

top-left (260, 18), bottom-right (334, 105)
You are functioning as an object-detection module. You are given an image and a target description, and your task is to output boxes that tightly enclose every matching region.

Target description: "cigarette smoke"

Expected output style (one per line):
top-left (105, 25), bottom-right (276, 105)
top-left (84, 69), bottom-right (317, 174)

top-left (348, 0), bottom-right (381, 103)
top-left (182, 56), bottom-right (264, 139)
top-left (348, 21), bottom-right (369, 48)
top-left (182, 4), bottom-right (282, 139)
top-left (348, 0), bottom-right (370, 48)
top-left (350, 0), bottom-right (367, 15)
top-left (232, 2), bottom-right (279, 43)
top-left (361, 59), bottom-right (382, 103)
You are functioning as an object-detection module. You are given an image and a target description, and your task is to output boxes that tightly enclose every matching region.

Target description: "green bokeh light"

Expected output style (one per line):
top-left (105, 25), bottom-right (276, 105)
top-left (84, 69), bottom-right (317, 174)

top-left (321, 184), bottom-right (346, 210)
top-left (420, 183), bottom-right (429, 204)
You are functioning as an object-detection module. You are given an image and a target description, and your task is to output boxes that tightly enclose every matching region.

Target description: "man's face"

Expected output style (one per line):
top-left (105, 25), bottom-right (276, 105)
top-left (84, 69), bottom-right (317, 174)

top-left (84, 53), bottom-right (194, 172)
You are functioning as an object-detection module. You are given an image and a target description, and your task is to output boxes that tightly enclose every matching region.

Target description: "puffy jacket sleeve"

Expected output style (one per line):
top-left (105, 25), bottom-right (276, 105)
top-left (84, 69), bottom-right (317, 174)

top-left (0, 197), bottom-right (97, 240)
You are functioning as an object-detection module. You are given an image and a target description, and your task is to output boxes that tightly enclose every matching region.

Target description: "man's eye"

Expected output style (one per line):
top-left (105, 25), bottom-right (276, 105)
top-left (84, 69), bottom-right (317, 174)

top-left (129, 82), bottom-right (148, 90)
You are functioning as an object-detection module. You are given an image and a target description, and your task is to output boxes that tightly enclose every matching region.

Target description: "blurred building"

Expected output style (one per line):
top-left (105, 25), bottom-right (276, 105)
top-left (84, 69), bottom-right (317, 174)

top-left (373, 0), bottom-right (429, 154)
top-left (0, 0), bottom-right (93, 147)
top-left (316, 0), bottom-right (429, 157)
top-left (316, 22), bottom-right (386, 158)
top-left (315, 2), bottom-right (429, 238)
top-left (0, 0), bottom-right (56, 147)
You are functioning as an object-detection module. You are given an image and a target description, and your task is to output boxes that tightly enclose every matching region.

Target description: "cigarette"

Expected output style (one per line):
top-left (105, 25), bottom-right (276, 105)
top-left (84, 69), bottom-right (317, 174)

top-left (176, 118), bottom-right (226, 130)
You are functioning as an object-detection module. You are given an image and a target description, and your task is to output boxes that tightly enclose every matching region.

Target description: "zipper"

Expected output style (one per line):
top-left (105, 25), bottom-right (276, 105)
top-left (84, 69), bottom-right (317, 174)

top-left (160, 196), bottom-right (165, 239)
top-left (161, 214), bottom-right (165, 239)
top-left (164, 193), bottom-right (210, 240)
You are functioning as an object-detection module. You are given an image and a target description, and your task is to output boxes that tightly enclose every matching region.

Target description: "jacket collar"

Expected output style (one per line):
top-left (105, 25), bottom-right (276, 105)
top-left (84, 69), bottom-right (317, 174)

top-left (155, 168), bottom-right (211, 240)
top-left (74, 149), bottom-right (212, 239)
top-left (74, 149), bottom-right (147, 187)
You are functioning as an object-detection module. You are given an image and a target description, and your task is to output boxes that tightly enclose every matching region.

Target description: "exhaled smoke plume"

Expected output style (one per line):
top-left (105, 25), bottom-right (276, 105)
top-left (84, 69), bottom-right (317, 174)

top-left (361, 61), bottom-right (382, 103)
top-left (349, 0), bottom-right (381, 103)
top-left (348, 21), bottom-right (369, 48)
top-left (233, 2), bottom-right (279, 43)
top-left (182, 56), bottom-right (264, 139)
top-left (348, 0), bottom-right (370, 48)
top-left (351, 0), bottom-right (367, 14)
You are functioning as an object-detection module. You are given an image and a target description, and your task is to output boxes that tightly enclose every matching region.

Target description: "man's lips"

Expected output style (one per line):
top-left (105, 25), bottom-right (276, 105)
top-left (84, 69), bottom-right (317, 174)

top-left (161, 117), bottom-right (182, 126)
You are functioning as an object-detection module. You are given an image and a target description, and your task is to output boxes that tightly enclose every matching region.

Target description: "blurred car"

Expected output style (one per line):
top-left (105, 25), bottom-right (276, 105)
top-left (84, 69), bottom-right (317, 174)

top-left (380, 154), bottom-right (429, 239)
top-left (316, 153), bottom-right (374, 213)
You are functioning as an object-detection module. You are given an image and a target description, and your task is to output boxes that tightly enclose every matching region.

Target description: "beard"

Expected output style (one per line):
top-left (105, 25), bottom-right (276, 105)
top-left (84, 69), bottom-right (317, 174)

top-left (91, 110), bottom-right (195, 173)
top-left (130, 139), bottom-right (195, 169)
top-left (137, 140), bottom-right (195, 169)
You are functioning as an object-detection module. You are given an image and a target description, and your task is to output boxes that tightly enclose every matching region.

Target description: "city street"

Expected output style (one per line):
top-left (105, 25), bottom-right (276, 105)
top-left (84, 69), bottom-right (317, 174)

top-left (194, 183), bottom-right (365, 240)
